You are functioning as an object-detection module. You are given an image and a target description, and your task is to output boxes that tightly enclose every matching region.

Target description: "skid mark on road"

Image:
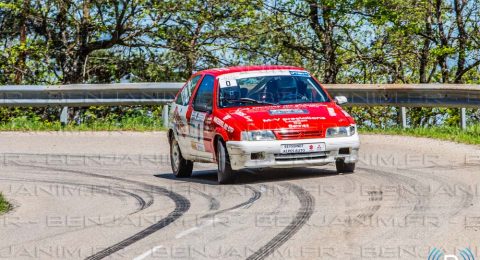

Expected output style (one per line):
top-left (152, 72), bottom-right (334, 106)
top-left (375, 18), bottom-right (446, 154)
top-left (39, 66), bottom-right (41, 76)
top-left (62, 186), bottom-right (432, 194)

top-left (17, 165), bottom-right (191, 260)
top-left (0, 176), bottom-right (152, 214)
top-left (85, 191), bottom-right (189, 260)
top-left (246, 183), bottom-right (315, 260)
top-left (352, 165), bottom-right (473, 249)
top-left (191, 188), bottom-right (221, 211)
top-left (395, 167), bottom-right (474, 217)
top-left (120, 190), bottom-right (148, 214)
top-left (132, 184), bottom-right (265, 260)
top-left (0, 177), bottom-right (161, 251)
top-left (201, 185), bottom-right (262, 219)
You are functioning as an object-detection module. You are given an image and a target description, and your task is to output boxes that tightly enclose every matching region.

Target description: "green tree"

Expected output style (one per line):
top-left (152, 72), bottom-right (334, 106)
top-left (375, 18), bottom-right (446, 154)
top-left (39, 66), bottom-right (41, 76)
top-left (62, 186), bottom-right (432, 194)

top-left (150, 0), bottom-right (261, 78)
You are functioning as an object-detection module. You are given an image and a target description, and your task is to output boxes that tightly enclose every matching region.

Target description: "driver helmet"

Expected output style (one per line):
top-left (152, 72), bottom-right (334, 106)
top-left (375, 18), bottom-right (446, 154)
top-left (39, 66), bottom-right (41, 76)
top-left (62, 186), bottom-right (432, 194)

top-left (277, 77), bottom-right (297, 99)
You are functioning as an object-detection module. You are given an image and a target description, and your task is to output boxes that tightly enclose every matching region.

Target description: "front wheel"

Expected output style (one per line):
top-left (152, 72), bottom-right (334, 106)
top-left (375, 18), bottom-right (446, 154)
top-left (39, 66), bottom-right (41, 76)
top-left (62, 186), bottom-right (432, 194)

top-left (336, 160), bottom-right (355, 174)
top-left (170, 138), bottom-right (193, 178)
top-left (216, 140), bottom-right (236, 184)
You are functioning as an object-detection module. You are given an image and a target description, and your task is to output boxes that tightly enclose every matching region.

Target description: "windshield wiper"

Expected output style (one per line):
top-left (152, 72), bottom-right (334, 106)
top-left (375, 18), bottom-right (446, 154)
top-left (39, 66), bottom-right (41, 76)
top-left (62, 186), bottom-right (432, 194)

top-left (237, 98), bottom-right (277, 105)
top-left (221, 97), bottom-right (277, 106)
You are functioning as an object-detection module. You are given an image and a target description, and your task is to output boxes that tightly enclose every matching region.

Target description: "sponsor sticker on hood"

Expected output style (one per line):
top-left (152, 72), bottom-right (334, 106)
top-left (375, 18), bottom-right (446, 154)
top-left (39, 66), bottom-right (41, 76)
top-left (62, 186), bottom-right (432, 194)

top-left (269, 109), bottom-right (309, 115)
top-left (327, 107), bottom-right (337, 116)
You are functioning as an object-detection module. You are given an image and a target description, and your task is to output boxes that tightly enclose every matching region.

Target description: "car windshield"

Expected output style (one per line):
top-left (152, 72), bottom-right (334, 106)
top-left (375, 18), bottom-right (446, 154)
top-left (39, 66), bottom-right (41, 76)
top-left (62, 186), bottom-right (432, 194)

top-left (218, 72), bottom-right (330, 108)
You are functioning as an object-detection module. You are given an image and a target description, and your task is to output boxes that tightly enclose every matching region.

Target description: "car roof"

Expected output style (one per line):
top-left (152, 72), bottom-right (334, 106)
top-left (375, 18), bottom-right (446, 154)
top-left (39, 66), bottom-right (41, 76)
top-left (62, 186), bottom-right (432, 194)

top-left (197, 65), bottom-right (306, 77)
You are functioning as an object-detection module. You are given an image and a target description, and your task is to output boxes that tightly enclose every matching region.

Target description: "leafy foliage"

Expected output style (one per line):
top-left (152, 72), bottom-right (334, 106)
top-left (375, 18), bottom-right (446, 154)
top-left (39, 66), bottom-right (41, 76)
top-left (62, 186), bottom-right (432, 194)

top-left (0, 106), bottom-right (164, 131)
top-left (361, 124), bottom-right (480, 145)
top-left (0, 0), bottom-right (479, 127)
top-left (0, 193), bottom-right (11, 214)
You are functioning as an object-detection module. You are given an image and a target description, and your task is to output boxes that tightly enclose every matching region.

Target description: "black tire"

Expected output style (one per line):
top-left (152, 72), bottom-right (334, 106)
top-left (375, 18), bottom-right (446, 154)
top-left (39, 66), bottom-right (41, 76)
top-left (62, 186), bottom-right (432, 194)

top-left (216, 140), bottom-right (236, 184)
top-left (170, 138), bottom-right (193, 178)
top-left (336, 160), bottom-right (355, 174)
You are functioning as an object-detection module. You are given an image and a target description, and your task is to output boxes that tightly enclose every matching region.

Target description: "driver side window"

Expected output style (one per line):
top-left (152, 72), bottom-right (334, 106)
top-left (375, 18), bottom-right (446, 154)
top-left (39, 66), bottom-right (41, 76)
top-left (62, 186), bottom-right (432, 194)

top-left (193, 75), bottom-right (215, 112)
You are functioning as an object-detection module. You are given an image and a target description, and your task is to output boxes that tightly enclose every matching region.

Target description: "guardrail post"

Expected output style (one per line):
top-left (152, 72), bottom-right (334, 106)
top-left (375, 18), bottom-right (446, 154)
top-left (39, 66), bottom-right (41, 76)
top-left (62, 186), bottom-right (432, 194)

top-left (400, 107), bottom-right (407, 128)
top-left (60, 106), bottom-right (68, 125)
top-left (461, 107), bottom-right (467, 130)
top-left (162, 104), bottom-right (169, 128)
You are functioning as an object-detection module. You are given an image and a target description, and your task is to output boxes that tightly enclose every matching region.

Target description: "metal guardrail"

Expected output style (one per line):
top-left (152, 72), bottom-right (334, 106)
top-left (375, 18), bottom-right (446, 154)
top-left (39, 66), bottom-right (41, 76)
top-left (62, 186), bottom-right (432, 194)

top-left (1, 83), bottom-right (479, 129)
top-left (0, 83), bottom-right (183, 106)
top-left (325, 84), bottom-right (480, 108)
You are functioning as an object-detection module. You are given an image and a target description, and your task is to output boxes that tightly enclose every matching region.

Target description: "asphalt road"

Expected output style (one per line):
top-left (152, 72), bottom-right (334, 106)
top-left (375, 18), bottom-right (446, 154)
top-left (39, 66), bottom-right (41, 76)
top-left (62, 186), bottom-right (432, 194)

top-left (0, 132), bottom-right (479, 260)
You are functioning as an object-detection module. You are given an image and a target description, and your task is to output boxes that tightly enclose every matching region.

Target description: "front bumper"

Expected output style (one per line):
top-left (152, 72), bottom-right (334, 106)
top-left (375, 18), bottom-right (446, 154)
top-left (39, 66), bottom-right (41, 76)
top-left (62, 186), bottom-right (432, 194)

top-left (226, 134), bottom-right (360, 170)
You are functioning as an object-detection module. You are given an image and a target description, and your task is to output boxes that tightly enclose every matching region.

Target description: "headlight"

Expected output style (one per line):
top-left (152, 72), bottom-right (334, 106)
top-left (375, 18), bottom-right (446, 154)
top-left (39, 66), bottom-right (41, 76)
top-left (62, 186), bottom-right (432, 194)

top-left (326, 125), bottom-right (356, 138)
top-left (241, 130), bottom-right (276, 141)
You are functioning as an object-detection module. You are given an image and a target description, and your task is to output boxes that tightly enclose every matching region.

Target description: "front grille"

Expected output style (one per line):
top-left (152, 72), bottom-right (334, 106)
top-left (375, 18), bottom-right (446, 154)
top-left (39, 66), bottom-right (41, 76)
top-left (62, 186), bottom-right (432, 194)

top-left (274, 152), bottom-right (327, 161)
top-left (274, 129), bottom-right (323, 140)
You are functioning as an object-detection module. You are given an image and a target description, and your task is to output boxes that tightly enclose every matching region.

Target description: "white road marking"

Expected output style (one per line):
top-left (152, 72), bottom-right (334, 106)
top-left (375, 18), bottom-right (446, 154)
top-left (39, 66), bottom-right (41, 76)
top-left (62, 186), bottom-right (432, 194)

top-left (134, 218), bottom-right (225, 259)
top-left (133, 245), bottom-right (164, 260)
top-left (134, 190), bottom-right (260, 259)
top-left (175, 218), bottom-right (222, 239)
top-left (260, 185), bottom-right (267, 193)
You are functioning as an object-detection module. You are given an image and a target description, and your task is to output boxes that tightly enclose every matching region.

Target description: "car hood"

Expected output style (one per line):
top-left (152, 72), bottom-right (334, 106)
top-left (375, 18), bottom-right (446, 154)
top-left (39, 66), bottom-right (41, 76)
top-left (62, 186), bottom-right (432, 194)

top-left (217, 103), bottom-right (353, 132)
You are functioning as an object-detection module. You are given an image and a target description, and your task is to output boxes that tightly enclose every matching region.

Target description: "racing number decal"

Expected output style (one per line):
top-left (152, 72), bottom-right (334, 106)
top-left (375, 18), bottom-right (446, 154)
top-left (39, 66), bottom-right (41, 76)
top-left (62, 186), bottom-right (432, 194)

top-left (189, 111), bottom-right (207, 151)
top-left (219, 78), bottom-right (238, 88)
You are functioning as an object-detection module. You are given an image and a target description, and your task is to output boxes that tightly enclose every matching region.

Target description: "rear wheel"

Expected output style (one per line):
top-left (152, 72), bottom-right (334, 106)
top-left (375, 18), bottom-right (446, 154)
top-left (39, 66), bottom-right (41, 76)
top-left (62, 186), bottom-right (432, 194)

top-left (336, 160), bottom-right (355, 174)
top-left (170, 138), bottom-right (193, 178)
top-left (216, 140), bottom-right (236, 184)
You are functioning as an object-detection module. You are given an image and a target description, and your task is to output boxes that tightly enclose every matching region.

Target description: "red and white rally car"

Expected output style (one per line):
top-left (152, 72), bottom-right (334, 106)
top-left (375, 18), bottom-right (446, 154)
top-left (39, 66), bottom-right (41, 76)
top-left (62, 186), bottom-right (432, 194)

top-left (168, 65), bottom-right (359, 184)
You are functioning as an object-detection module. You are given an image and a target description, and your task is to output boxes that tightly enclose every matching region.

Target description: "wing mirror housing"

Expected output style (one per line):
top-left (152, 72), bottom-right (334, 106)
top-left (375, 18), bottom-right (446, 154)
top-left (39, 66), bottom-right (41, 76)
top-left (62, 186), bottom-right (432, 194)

top-left (334, 96), bottom-right (348, 105)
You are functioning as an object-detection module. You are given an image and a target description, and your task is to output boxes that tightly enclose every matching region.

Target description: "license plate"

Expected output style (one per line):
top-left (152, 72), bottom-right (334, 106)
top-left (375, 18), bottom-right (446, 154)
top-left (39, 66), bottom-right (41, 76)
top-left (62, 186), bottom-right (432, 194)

top-left (280, 143), bottom-right (325, 154)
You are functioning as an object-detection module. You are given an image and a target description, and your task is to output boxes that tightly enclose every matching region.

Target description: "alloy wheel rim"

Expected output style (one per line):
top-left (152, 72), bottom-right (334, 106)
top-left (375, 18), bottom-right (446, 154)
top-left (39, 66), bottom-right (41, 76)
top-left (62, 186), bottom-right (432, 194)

top-left (218, 145), bottom-right (224, 172)
top-left (172, 142), bottom-right (180, 172)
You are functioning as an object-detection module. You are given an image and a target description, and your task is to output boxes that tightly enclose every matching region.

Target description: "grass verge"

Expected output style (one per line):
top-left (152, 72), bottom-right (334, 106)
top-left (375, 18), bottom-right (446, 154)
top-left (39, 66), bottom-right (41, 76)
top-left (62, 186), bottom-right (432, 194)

top-left (360, 124), bottom-right (480, 145)
top-left (1, 116), bottom-right (479, 146)
top-left (0, 116), bottom-right (165, 131)
top-left (0, 193), bottom-right (11, 214)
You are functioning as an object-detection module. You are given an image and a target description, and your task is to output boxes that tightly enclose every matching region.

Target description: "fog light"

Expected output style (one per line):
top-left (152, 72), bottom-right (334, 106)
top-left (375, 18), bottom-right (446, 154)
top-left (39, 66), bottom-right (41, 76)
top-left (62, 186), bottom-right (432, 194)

top-left (251, 152), bottom-right (265, 160)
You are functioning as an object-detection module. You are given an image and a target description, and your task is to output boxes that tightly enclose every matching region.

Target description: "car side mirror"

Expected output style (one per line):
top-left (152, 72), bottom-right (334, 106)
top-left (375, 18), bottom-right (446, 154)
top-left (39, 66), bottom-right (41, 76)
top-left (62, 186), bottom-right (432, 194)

top-left (334, 96), bottom-right (348, 105)
top-left (194, 103), bottom-right (212, 113)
